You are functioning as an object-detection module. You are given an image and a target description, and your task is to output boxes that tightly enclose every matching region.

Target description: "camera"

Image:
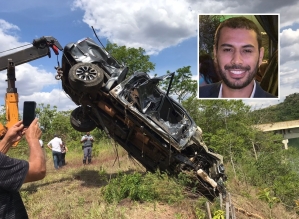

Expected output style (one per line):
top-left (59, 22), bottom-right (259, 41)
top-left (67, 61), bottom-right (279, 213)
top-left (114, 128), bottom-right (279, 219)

top-left (23, 101), bottom-right (36, 127)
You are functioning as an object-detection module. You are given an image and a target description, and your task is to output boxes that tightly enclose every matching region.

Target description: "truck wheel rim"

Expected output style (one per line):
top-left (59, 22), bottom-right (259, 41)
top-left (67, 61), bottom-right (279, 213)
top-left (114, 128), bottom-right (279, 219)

top-left (76, 65), bottom-right (97, 81)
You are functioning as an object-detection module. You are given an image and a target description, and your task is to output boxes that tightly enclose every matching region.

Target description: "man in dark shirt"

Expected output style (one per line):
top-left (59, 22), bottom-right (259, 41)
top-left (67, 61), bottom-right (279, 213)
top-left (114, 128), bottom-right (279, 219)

top-left (199, 16), bottom-right (276, 98)
top-left (0, 119), bottom-right (46, 219)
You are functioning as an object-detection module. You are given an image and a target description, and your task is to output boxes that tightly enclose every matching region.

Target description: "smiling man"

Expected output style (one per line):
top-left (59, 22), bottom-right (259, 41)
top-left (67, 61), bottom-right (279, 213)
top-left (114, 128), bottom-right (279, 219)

top-left (199, 16), bottom-right (276, 98)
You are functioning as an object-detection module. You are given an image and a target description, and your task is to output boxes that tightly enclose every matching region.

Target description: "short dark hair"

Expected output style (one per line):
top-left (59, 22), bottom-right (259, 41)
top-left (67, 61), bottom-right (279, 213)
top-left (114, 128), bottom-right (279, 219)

top-left (214, 16), bottom-right (262, 51)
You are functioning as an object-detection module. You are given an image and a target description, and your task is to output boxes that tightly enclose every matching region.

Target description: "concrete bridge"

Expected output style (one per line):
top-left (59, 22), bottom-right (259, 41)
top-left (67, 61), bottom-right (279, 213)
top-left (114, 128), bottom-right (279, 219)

top-left (254, 120), bottom-right (299, 149)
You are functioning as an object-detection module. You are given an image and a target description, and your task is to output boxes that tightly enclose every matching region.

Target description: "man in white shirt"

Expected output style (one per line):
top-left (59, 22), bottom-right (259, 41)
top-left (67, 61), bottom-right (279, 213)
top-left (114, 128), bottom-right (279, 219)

top-left (47, 134), bottom-right (63, 169)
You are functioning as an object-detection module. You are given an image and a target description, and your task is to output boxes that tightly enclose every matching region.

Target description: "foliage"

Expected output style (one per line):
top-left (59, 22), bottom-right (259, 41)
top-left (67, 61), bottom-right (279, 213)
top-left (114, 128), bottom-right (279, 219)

top-left (0, 106), bottom-right (6, 125)
top-left (183, 98), bottom-right (256, 156)
top-left (250, 93), bottom-right (299, 123)
top-left (257, 188), bottom-right (280, 209)
top-left (105, 42), bottom-right (155, 77)
top-left (198, 15), bottom-right (224, 56)
top-left (35, 104), bottom-right (92, 146)
top-left (279, 93), bottom-right (299, 120)
top-left (90, 128), bottom-right (111, 144)
top-left (35, 103), bottom-right (58, 134)
top-left (212, 210), bottom-right (225, 219)
top-left (2, 76), bottom-right (299, 214)
top-left (102, 171), bottom-right (184, 204)
top-left (236, 148), bottom-right (299, 207)
top-left (160, 66), bottom-right (197, 103)
top-left (103, 172), bottom-right (156, 203)
top-left (182, 97), bottom-right (299, 209)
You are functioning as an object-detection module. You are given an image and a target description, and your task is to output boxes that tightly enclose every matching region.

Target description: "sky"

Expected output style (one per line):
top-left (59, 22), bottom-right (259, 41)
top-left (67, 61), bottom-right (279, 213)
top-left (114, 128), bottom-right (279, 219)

top-left (0, 0), bottom-right (299, 114)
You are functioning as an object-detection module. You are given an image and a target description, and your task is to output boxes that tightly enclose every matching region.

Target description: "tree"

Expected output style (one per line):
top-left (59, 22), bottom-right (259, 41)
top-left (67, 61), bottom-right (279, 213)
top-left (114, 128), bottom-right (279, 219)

top-left (0, 106), bottom-right (6, 125)
top-left (198, 15), bottom-right (223, 56)
top-left (105, 42), bottom-right (155, 77)
top-left (161, 66), bottom-right (197, 103)
top-left (50, 110), bottom-right (81, 142)
top-left (35, 103), bottom-right (58, 136)
top-left (250, 92), bottom-right (299, 124)
top-left (182, 98), bottom-right (284, 158)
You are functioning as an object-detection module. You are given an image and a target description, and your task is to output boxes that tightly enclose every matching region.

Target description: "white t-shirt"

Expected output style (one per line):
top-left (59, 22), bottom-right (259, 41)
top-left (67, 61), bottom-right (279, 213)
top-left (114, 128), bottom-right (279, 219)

top-left (47, 137), bottom-right (63, 152)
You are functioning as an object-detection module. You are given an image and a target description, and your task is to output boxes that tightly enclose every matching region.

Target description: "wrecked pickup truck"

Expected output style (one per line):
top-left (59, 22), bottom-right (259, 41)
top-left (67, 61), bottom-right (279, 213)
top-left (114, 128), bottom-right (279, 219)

top-left (57, 37), bottom-right (226, 200)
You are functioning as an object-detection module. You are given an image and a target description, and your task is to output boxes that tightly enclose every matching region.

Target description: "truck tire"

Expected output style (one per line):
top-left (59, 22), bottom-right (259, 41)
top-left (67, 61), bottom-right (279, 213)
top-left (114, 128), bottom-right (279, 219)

top-left (68, 63), bottom-right (104, 92)
top-left (70, 106), bottom-right (96, 132)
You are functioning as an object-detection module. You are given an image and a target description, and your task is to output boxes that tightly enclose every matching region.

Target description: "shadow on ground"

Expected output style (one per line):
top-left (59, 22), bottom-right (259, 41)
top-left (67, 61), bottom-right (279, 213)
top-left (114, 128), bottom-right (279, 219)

top-left (73, 168), bottom-right (140, 188)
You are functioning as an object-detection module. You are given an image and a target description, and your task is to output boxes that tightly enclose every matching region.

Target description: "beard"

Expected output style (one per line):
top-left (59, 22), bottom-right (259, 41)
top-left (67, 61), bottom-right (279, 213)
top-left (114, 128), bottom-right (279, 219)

top-left (217, 62), bottom-right (259, 89)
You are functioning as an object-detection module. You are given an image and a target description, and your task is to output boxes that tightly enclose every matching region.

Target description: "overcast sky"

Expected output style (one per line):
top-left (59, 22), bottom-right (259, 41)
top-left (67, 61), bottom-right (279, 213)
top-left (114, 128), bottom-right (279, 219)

top-left (1, 0), bottom-right (299, 114)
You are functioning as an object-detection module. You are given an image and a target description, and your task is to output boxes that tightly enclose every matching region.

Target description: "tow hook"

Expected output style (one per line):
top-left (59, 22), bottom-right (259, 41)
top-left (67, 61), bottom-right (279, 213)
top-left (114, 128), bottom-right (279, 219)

top-left (55, 66), bottom-right (63, 80)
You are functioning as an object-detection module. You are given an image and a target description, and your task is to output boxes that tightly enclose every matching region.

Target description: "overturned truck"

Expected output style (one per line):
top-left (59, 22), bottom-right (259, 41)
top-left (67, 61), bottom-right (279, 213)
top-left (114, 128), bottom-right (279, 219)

top-left (57, 37), bottom-right (226, 200)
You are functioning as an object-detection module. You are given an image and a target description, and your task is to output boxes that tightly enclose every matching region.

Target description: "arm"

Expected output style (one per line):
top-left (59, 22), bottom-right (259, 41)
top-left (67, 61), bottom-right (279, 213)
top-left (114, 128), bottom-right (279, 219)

top-left (62, 140), bottom-right (68, 152)
top-left (47, 141), bottom-right (52, 150)
top-left (23, 118), bottom-right (46, 183)
top-left (0, 120), bottom-right (25, 154)
top-left (80, 136), bottom-right (86, 143)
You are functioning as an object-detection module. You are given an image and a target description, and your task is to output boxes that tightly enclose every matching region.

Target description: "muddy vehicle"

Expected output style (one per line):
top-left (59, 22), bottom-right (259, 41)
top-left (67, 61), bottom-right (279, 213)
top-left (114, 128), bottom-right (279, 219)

top-left (58, 37), bottom-right (226, 200)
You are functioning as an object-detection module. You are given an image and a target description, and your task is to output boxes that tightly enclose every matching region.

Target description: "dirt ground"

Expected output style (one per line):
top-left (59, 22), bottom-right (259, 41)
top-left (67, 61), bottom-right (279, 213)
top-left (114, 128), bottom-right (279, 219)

top-left (117, 198), bottom-right (197, 219)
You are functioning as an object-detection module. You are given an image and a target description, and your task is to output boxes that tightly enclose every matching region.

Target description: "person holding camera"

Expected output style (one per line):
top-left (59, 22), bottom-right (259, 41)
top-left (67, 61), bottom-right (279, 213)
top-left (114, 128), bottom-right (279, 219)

top-left (80, 132), bottom-right (94, 165)
top-left (0, 119), bottom-right (46, 219)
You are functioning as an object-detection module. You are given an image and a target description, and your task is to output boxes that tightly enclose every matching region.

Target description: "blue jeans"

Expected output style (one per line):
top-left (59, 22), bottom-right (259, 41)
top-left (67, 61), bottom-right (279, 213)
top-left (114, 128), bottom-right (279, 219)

top-left (52, 151), bottom-right (62, 169)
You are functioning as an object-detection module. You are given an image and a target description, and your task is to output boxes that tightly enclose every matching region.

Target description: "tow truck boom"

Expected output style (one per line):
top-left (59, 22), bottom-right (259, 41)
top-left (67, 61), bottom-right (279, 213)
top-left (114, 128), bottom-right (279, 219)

top-left (0, 36), bottom-right (63, 141)
top-left (0, 36), bottom-right (62, 71)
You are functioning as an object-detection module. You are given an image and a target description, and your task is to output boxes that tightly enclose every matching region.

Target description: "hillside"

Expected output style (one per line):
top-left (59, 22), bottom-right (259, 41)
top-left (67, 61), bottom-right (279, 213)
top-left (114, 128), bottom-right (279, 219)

top-left (17, 144), bottom-right (298, 219)
top-left (4, 94), bottom-right (299, 218)
top-left (250, 93), bottom-right (299, 124)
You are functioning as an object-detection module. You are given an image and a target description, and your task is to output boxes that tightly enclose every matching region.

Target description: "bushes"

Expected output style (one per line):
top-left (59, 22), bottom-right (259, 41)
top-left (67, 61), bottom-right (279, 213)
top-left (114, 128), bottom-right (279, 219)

top-left (235, 149), bottom-right (299, 207)
top-left (102, 171), bottom-right (185, 204)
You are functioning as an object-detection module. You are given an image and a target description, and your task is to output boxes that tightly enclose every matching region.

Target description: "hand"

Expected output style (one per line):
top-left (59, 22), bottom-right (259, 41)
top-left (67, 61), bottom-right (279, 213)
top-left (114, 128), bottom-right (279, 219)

top-left (3, 120), bottom-right (25, 145)
top-left (25, 118), bottom-right (42, 142)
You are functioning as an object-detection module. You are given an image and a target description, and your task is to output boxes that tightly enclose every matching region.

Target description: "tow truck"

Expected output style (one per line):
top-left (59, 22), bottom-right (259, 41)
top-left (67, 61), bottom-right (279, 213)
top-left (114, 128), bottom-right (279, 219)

top-left (0, 36), bottom-right (63, 140)
top-left (0, 36), bottom-right (226, 200)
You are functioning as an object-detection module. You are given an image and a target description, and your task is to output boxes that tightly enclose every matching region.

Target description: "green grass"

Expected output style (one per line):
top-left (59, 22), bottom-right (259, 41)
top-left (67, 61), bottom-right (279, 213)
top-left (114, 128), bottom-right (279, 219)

top-left (18, 142), bottom-right (200, 218)
top-left (102, 171), bottom-right (185, 204)
top-left (10, 141), bottom-right (299, 219)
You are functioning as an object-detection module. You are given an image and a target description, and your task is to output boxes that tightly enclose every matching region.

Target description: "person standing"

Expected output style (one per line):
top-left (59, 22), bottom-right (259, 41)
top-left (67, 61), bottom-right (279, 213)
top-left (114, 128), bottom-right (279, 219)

top-left (80, 132), bottom-right (94, 165)
top-left (61, 141), bottom-right (68, 166)
top-left (0, 119), bottom-right (46, 219)
top-left (47, 134), bottom-right (63, 169)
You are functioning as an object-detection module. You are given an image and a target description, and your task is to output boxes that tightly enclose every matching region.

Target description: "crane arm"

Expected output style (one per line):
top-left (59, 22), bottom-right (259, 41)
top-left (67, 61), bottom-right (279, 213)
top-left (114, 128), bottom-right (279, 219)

top-left (0, 36), bottom-right (62, 71)
top-left (0, 36), bottom-right (63, 143)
